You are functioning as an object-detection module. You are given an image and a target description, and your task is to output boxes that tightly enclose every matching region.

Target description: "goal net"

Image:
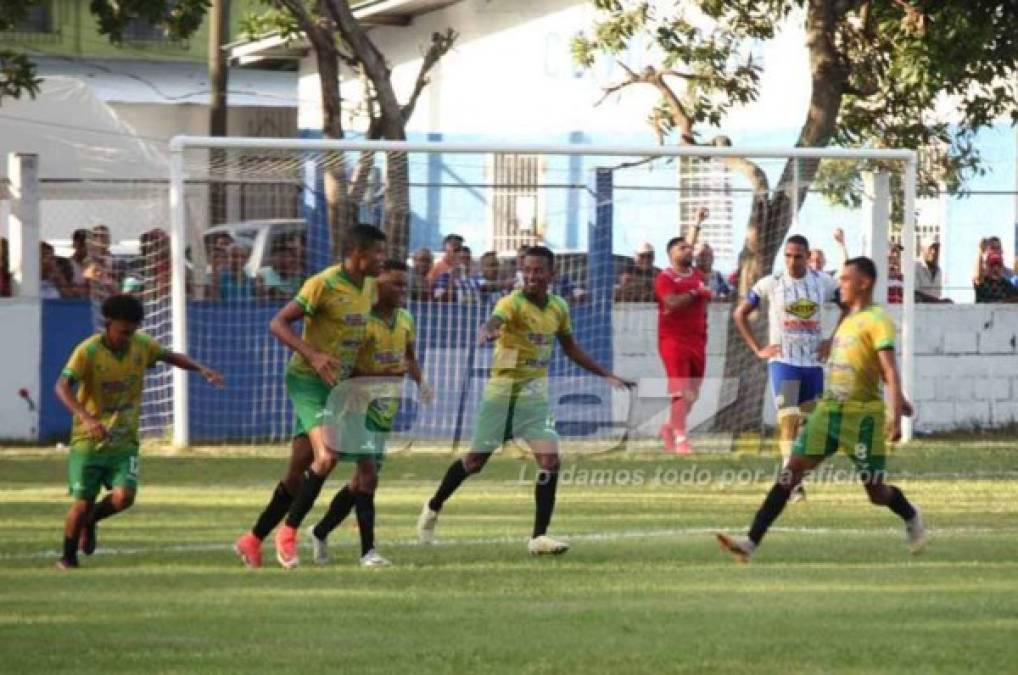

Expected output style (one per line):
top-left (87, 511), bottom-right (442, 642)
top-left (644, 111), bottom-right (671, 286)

top-left (139, 139), bottom-right (915, 451)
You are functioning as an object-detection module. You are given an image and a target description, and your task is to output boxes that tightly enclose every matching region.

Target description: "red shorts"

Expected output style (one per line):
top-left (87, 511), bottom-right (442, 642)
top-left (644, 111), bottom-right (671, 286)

top-left (658, 339), bottom-right (706, 395)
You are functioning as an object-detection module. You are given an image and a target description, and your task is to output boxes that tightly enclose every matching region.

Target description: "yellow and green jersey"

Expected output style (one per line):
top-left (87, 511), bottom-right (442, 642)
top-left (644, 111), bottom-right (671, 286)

top-left (825, 304), bottom-right (896, 403)
top-left (488, 290), bottom-right (572, 388)
top-left (288, 264), bottom-right (376, 381)
top-left (62, 331), bottom-right (167, 452)
top-left (354, 307), bottom-right (416, 427)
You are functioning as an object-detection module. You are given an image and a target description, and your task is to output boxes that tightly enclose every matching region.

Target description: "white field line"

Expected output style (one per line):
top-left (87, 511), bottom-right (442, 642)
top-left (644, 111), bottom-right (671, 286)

top-left (3, 525), bottom-right (1016, 562)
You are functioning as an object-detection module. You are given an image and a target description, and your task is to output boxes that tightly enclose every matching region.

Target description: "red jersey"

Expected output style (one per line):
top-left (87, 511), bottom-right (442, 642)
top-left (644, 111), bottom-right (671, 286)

top-left (655, 267), bottom-right (709, 345)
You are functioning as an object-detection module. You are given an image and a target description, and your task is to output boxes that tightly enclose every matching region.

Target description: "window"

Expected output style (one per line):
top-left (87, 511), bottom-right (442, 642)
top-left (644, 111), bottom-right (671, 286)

top-left (3, 2), bottom-right (58, 39)
top-left (489, 153), bottom-right (545, 254)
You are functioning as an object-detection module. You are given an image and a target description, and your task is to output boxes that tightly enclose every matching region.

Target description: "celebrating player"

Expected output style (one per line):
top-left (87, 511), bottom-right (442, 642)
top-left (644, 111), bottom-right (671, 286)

top-left (655, 236), bottom-right (712, 454)
top-left (233, 224), bottom-right (386, 569)
top-left (717, 257), bottom-right (925, 562)
top-left (732, 235), bottom-right (841, 499)
top-left (54, 294), bottom-right (224, 570)
top-left (416, 246), bottom-right (634, 555)
top-left (307, 259), bottom-right (432, 567)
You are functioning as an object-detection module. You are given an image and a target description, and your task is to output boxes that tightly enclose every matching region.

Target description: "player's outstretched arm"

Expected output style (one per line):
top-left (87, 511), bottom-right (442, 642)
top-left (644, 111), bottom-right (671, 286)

top-left (269, 300), bottom-right (340, 385)
top-left (557, 334), bottom-right (634, 389)
top-left (878, 348), bottom-right (912, 442)
top-left (54, 377), bottom-right (107, 441)
top-left (732, 299), bottom-right (779, 359)
top-left (161, 352), bottom-right (225, 388)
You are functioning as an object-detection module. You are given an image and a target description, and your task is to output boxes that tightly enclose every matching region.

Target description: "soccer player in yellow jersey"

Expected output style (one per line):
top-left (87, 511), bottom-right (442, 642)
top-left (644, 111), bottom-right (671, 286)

top-left (417, 246), bottom-right (634, 555)
top-left (308, 259), bottom-right (432, 567)
top-left (54, 295), bottom-right (224, 570)
top-left (718, 257), bottom-right (926, 562)
top-left (234, 225), bottom-right (386, 569)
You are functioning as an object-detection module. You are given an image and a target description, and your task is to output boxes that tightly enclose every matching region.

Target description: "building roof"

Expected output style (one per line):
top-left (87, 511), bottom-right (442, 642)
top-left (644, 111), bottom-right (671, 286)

top-left (31, 56), bottom-right (297, 107)
top-left (228, 0), bottom-right (462, 67)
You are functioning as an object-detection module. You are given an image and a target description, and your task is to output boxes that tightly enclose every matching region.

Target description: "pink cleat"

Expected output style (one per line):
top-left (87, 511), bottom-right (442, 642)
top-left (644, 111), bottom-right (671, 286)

top-left (233, 532), bottom-right (263, 569)
top-left (274, 525), bottom-right (299, 569)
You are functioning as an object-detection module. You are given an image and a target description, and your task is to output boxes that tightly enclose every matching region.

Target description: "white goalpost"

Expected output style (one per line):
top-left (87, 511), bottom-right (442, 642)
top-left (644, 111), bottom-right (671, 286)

top-left (164, 136), bottom-right (917, 449)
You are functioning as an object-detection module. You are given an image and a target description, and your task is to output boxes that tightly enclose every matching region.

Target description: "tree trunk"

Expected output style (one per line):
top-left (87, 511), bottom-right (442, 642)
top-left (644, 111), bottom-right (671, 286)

top-left (315, 40), bottom-right (355, 263)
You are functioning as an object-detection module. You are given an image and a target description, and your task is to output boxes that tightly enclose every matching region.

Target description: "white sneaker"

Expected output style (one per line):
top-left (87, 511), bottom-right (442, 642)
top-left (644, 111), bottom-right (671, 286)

top-left (905, 508), bottom-right (927, 555)
top-left (417, 503), bottom-right (439, 544)
top-left (359, 549), bottom-right (391, 567)
top-left (716, 533), bottom-right (755, 563)
top-left (527, 535), bottom-right (570, 556)
top-left (307, 526), bottom-right (330, 566)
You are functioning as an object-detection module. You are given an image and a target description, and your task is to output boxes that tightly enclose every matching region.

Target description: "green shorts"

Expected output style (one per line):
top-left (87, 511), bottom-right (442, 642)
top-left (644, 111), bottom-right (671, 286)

top-left (470, 379), bottom-right (559, 454)
top-left (286, 370), bottom-right (340, 438)
top-left (335, 406), bottom-right (392, 467)
top-left (792, 399), bottom-right (887, 475)
top-left (67, 447), bottom-right (140, 500)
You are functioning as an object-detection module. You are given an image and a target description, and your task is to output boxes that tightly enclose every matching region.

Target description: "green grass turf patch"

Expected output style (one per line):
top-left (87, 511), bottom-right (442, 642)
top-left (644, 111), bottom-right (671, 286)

top-left (1, 443), bottom-right (1017, 673)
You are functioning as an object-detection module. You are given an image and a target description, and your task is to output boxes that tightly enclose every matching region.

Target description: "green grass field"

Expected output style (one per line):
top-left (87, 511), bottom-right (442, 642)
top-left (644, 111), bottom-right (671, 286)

top-left (2, 441), bottom-right (1017, 673)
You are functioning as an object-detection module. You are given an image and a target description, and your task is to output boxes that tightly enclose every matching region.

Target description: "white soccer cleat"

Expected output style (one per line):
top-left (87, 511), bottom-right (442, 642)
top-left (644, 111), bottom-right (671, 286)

top-left (716, 533), bottom-right (755, 563)
top-left (905, 508), bottom-right (927, 555)
top-left (359, 549), bottom-right (392, 568)
top-left (417, 503), bottom-right (439, 544)
top-left (527, 535), bottom-right (570, 556)
top-left (307, 526), bottom-right (330, 566)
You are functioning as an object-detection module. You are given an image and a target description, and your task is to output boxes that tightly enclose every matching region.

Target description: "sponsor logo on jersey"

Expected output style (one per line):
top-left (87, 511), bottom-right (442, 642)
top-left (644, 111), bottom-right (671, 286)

top-left (785, 298), bottom-right (819, 320)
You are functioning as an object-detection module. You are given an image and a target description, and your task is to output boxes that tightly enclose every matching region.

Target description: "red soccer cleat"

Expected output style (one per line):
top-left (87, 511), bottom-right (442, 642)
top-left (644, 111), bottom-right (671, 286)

top-left (233, 532), bottom-right (263, 569)
top-left (274, 525), bottom-right (299, 569)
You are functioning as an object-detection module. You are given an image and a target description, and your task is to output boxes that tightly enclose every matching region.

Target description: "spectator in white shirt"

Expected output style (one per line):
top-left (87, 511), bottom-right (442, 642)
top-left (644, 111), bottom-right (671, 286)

top-left (915, 238), bottom-right (950, 303)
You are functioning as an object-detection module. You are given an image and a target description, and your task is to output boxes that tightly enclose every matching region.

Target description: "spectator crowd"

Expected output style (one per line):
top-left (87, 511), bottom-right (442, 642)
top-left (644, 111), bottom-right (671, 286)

top-left (4, 223), bottom-right (1018, 306)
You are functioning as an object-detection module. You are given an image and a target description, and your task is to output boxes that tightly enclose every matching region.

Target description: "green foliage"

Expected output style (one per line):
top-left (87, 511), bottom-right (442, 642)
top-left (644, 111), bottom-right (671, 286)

top-left (0, 50), bottom-right (42, 103)
top-left (239, 2), bottom-right (306, 44)
top-left (89, 0), bottom-right (211, 43)
top-left (574, 0), bottom-right (1018, 201)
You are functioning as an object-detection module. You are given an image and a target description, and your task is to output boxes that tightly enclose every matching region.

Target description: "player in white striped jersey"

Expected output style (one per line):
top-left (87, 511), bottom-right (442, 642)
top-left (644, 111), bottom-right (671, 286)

top-left (733, 235), bottom-right (842, 499)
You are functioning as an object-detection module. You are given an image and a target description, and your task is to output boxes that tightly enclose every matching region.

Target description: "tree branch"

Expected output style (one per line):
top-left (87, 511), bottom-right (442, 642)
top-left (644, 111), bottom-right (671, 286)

top-left (402, 29), bottom-right (458, 123)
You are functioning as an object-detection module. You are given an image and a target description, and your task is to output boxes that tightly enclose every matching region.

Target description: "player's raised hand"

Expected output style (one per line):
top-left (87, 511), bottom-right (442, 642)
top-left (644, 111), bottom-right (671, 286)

top-left (606, 374), bottom-right (636, 390)
top-left (902, 399), bottom-right (914, 417)
top-left (201, 367), bottom-right (226, 388)
top-left (309, 352), bottom-right (341, 386)
top-left (419, 382), bottom-right (436, 404)
top-left (757, 344), bottom-right (781, 360)
top-left (696, 207), bottom-right (709, 224)
top-left (833, 228), bottom-right (845, 245)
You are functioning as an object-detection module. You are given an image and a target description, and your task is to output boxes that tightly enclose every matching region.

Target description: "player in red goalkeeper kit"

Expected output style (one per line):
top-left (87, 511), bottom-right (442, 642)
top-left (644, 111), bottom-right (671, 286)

top-left (655, 236), bottom-right (712, 454)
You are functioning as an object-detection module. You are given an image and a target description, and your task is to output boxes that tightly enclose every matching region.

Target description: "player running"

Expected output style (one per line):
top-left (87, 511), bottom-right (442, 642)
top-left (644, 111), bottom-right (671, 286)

top-left (717, 256), bottom-right (926, 562)
top-left (54, 294), bottom-right (224, 570)
top-left (307, 259), bottom-right (432, 567)
top-left (655, 236), bottom-right (712, 454)
top-left (233, 224), bottom-right (386, 569)
top-left (732, 235), bottom-right (841, 498)
top-left (416, 246), bottom-right (634, 555)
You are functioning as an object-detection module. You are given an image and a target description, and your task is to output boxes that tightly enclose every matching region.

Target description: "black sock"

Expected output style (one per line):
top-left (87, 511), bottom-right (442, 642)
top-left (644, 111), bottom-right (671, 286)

top-left (533, 470), bottom-right (559, 538)
top-left (354, 491), bottom-right (376, 556)
top-left (62, 536), bottom-right (78, 565)
top-left (428, 459), bottom-right (469, 512)
top-left (748, 483), bottom-right (793, 545)
top-left (252, 482), bottom-right (294, 540)
top-left (886, 485), bottom-right (917, 521)
top-left (91, 497), bottom-right (117, 523)
top-left (284, 469), bottom-right (326, 529)
top-left (313, 485), bottom-right (355, 540)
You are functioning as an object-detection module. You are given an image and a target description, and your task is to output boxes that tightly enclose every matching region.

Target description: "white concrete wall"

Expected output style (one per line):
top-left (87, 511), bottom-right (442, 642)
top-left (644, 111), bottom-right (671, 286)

top-left (0, 299), bottom-right (41, 440)
top-left (612, 303), bottom-right (1018, 435)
